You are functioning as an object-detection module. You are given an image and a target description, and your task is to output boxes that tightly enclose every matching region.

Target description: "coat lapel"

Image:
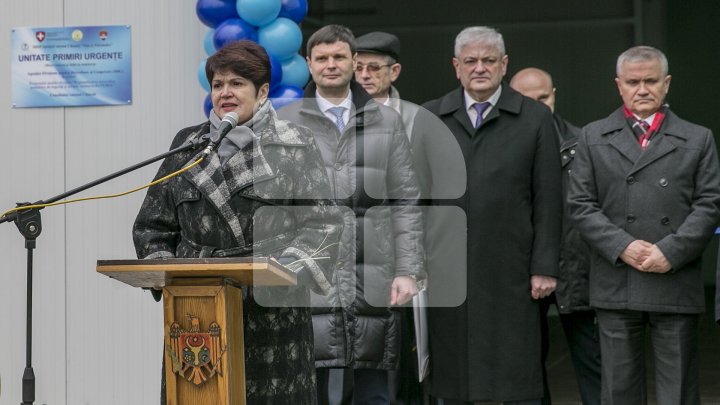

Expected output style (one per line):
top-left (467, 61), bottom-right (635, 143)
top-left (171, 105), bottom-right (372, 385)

top-left (602, 109), bottom-right (642, 164)
top-left (453, 107), bottom-right (476, 135)
top-left (183, 151), bottom-right (246, 247)
top-left (439, 87), bottom-right (475, 136)
top-left (222, 135), bottom-right (275, 196)
top-left (488, 83), bottom-right (522, 123)
top-left (607, 127), bottom-right (642, 164)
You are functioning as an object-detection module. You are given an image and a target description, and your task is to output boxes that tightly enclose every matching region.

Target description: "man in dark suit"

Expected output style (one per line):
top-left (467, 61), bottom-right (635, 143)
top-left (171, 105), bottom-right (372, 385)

top-left (510, 67), bottom-right (601, 405)
top-left (568, 45), bottom-right (720, 404)
top-left (422, 26), bottom-right (562, 405)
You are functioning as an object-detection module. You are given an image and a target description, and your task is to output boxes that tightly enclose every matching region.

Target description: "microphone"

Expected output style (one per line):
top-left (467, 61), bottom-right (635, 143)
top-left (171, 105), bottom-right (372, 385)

top-left (201, 112), bottom-right (239, 157)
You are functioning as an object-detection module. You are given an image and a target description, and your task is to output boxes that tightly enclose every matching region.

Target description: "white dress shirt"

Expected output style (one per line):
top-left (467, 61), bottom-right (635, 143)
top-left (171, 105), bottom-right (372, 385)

top-left (316, 90), bottom-right (353, 128)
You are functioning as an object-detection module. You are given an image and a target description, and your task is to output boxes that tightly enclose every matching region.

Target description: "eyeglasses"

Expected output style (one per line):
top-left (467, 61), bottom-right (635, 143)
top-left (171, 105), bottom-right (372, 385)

top-left (355, 64), bottom-right (392, 73)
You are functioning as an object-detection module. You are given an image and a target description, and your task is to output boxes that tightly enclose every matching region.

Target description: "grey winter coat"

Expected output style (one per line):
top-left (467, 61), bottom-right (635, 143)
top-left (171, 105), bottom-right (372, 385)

top-left (278, 81), bottom-right (425, 370)
top-left (133, 104), bottom-right (342, 404)
top-left (568, 108), bottom-right (720, 314)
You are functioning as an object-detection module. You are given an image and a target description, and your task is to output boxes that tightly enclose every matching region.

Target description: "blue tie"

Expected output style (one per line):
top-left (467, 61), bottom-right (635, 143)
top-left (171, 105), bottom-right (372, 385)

top-left (473, 102), bottom-right (490, 128)
top-left (328, 106), bottom-right (346, 133)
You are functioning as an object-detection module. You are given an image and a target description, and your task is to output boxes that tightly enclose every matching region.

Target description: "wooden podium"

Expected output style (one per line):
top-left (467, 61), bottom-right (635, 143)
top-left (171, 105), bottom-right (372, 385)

top-left (97, 257), bottom-right (297, 405)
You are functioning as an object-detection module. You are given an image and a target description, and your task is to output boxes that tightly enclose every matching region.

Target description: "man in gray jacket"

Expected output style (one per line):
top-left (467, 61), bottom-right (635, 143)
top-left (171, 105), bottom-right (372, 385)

top-left (568, 45), bottom-right (720, 404)
top-left (278, 24), bottom-right (425, 405)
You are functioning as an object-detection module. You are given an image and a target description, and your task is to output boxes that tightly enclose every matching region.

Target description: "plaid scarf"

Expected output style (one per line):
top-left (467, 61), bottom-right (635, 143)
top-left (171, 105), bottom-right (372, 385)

top-left (623, 104), bottom-right (668, 150)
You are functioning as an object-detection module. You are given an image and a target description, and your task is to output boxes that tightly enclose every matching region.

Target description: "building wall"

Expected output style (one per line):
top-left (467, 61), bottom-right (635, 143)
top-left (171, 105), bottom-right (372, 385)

top-left (0, 1), bottom-right (206, 404)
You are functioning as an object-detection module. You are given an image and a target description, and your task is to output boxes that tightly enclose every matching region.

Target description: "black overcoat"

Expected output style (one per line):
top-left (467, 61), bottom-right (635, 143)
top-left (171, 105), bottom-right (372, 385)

top-left (421, 84), bottom-right (562, 401)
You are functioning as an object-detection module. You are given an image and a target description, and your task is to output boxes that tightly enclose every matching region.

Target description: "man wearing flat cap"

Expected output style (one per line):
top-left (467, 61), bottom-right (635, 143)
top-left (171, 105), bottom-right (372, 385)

top-left (354, 32), bottom-right (408, 130)
top-left (355, 31), bottom-right (424, 404)
top-left (355, 31), bottom-right (469, 405)
top-left (354, 30), bottom-right (465, 181)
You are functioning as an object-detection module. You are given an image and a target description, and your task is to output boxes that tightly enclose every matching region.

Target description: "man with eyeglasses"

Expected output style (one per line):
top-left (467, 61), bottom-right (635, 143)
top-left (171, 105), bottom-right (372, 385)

top-left (355, 32), bottom-right (422, 405)
top-left (354, 31), bottom-right (428, 148)
top-left (354, 31), bottom-right (463, 405)
top-left (354, 32), bottom-right (402, 110)
top-left (422, 26), bottom-right (562, 404)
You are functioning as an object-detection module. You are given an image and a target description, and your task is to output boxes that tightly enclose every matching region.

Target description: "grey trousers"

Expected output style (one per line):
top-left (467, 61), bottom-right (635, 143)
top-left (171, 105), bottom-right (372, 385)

top-left (595, 309), bottom-right (700, 405)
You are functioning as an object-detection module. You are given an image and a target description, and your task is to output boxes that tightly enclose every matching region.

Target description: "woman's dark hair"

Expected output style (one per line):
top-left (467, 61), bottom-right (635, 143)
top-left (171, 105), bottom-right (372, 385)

top-left (205, 40), bottom-right (271, 93)
top-left (306, 25), bottom-right (356, 57)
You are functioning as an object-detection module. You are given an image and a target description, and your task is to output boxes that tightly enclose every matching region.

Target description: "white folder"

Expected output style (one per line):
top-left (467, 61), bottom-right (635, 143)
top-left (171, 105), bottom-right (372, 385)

top-left (413, 288), bottom-right (430, 382)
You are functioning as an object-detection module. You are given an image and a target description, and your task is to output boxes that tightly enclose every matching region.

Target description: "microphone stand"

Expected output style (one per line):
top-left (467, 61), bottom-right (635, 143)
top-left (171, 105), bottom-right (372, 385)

top-left (0, 136), bottom-right (207, 405)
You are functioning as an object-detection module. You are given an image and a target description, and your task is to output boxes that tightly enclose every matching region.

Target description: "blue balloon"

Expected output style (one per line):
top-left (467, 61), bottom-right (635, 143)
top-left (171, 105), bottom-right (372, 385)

top-left (269, 55), bottom-right (284, 91)
top-left (279, 0), bottom-right (308, 23)
top-left (280, 53), bottom-right (309, 88)
top-left (196, 0), bottom-right (240, 28)
top-left (203, 29), bottom-right (216, 55)
top-left (204, 93), bottom-right (213, 118)
top-left (198, 59), bottom-right (210, 92)
top-left (258, 17), bottom-right (302, 61)
top-left (269, 84), bottom-right (303, 109)
top-left (236, 0), bottom-right (282, 27)
top-left (213, 18), bottom-right (258, 49)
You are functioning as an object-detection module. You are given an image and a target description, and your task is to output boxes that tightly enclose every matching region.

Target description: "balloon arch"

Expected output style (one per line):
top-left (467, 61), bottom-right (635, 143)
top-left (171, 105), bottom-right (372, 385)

top-left (196, 0), bottom-right (309, 116)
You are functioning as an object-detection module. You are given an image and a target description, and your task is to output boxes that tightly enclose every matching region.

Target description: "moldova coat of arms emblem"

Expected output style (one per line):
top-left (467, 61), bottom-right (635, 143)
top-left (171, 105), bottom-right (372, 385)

top-left (167, 314), bottom-right (226, 386)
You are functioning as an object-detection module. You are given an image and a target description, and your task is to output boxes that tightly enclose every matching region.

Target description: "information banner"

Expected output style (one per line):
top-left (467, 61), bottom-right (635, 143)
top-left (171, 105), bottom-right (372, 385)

top-left (11, 25), bottom-right (132, 108)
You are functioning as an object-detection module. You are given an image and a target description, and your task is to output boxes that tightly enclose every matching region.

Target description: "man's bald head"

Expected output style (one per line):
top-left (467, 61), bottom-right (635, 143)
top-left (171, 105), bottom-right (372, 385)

top-left (510, 67), bottom-right (556, 113)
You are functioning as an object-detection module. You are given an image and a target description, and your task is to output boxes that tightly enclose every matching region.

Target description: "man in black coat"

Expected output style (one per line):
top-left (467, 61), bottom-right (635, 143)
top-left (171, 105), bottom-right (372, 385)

top-left (422, 26), bottom-right (562, 404)
top-left (510, 67), bottom-right (601, 405)
top-left (568, 45), bottom-right (720, 404)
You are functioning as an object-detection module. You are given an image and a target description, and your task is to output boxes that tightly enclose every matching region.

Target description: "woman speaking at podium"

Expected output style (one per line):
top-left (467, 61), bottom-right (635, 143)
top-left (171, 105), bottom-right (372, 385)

top-left (133, 40), bottom-right (341, 404)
